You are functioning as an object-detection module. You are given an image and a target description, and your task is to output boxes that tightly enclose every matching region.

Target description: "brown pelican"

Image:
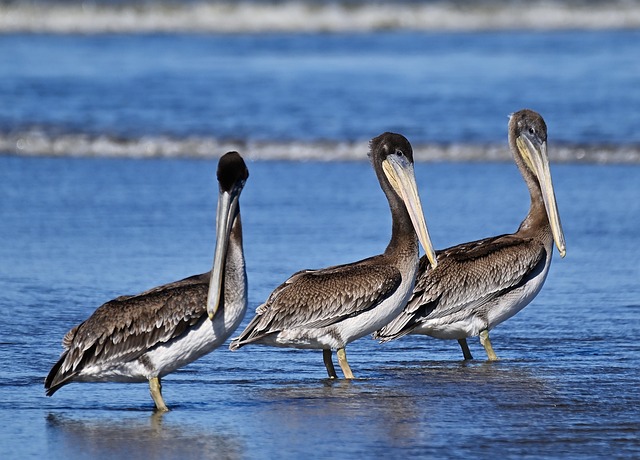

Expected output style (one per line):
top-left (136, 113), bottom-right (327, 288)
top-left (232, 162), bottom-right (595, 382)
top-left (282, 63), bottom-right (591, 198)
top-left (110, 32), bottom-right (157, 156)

top-left (228, 132), bottom-right (437, 379)
top-left (375, 109), bottom-right (566, 360)
top-left (44, 151), bottom-right (249, 411)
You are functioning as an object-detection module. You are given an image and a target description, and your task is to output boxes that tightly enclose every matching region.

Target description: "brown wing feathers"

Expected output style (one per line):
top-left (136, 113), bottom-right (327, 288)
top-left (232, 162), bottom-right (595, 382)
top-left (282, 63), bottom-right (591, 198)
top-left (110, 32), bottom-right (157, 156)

top-left (45, 274), bottom-right (210, 395)
top-left (231, 258), bottom-right (401, 348)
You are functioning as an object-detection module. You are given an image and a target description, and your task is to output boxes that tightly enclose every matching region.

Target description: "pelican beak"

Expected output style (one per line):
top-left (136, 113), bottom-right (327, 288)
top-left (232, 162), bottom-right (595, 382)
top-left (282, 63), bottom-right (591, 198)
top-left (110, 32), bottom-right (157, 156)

top-left (207, 183), bottom-right (242, 320)
top-left (382, 155), bottom-right (437, 268)
top-left (517, 136), bottom-right (566, 258)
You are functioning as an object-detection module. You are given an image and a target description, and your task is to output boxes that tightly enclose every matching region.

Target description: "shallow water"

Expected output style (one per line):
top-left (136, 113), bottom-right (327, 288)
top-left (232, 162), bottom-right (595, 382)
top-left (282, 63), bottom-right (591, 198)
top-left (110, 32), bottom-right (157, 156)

top-left (0, 156), bottom-right (639, 458)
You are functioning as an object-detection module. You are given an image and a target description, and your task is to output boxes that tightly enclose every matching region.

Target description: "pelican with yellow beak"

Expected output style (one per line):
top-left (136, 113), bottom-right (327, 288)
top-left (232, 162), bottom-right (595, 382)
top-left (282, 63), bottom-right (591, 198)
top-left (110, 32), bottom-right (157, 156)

top-left (45, 152), bottom-right (249, 411)
top-left (375, 110), bottom-right (566, 360)
top-left (229, 132), bottom-right (437, 379)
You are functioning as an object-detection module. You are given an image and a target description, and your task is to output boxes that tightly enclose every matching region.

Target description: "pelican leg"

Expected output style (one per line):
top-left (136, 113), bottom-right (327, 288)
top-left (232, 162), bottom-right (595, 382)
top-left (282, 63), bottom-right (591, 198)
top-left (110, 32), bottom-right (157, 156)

top-left (479, 330), bottom-right (498, 361)
top-left (457, 338), bottom-right (474, 360)
top-left (149, 376), bottom-right (169, 412)
top-left (323, 349), bottom-right (338, 379)
top-left (336, 348), bottom-right (355, 380)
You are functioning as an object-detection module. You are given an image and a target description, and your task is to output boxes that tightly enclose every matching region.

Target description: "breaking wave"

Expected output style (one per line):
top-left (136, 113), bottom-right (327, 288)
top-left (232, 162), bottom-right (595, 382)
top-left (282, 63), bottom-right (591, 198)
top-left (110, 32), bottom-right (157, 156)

top-left (2, 130), bottom-right (639, 163)
top-left (1, 0), bottom-right (640, 34)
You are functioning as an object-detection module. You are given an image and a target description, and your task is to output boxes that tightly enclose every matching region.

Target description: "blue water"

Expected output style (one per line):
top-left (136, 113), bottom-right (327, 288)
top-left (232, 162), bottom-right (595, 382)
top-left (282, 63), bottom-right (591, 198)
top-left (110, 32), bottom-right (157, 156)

top-left (0, 156), bottom-right (639, 458)
top-left (1, 30), bottom-right (639, 158)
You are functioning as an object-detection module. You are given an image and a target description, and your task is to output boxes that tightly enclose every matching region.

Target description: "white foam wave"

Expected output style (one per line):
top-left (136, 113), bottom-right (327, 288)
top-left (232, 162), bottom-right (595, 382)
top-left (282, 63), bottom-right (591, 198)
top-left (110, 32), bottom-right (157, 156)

top-left (2, 130), bottom-right (639, 163)
top-left (1, 1), bottom-right (640, 33)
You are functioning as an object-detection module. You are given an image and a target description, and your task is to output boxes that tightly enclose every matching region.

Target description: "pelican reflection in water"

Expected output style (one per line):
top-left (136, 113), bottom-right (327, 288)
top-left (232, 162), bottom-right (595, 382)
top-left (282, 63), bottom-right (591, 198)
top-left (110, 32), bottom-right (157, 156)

top-left (45, 152), bottom-right (249, 411)
top-left (375, 110), bottom-right (566, 360)
top-left (229, 132), bottom-right (437, 379)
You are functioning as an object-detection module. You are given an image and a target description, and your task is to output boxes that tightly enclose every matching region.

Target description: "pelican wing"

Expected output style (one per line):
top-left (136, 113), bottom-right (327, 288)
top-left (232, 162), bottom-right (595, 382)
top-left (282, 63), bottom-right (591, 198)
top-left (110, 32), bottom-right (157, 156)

top-left (45, 273), bottom-right (210, 393)
top-left (376, 234), bottom-right (546, 340)
top-left (232, 256), bottom-right (401, 347)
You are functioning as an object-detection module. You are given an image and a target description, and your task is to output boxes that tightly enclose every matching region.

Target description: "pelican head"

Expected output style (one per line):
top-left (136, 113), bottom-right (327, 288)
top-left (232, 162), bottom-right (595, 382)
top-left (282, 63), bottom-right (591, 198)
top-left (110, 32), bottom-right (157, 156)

top-left (370, 132), bottom-right (437, 268)
top-left (207, 152), bottom-right (249, 320)
top-left (509, 109), bottom-right (566, 258)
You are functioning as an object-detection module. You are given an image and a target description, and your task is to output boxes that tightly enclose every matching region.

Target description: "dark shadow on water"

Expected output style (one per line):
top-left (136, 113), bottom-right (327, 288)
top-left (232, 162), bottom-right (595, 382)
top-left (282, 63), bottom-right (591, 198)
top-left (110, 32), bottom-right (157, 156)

top-left (251, 376), bottom-right (422, 452)
top-left (45, 412), bottom-right (244, 460)
top-left (380, 358), bottom-right (564, 408)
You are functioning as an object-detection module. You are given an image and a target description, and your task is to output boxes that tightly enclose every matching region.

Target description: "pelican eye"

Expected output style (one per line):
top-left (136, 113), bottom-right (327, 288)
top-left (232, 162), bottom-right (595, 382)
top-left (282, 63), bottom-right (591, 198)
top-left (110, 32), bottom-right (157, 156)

top-left (394, 149), bottom-right (403, 157)
top-left (528, 127), bottom-right (535, 135)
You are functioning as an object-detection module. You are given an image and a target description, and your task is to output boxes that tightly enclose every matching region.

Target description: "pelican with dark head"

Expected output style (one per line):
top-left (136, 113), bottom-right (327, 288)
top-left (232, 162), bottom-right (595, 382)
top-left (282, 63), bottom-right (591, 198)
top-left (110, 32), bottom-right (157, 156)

top-left (45, 151), bottom-right (249, 411)
top-left (229, 132), bottom-right (436, 379)
top-left (375, 109), bottom-right (566, 360)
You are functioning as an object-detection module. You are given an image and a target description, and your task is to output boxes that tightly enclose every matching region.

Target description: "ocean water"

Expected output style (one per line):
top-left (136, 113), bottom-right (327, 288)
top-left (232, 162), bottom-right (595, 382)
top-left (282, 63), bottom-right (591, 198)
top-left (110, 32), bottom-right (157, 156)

top-left (0, 156), bottom-right (639, 458)
top-left (0, 24), bottom-right (639, 161)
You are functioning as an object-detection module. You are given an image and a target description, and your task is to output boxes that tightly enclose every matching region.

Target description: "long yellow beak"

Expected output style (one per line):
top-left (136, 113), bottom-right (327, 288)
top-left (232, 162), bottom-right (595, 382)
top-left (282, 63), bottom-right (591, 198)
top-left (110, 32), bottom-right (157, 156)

top-left (517, 136), bottom-right (566, 258)
top-left (207, 186), bottom-right (241, 320)
top-left (382, 155), bottom-right (437, 268)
